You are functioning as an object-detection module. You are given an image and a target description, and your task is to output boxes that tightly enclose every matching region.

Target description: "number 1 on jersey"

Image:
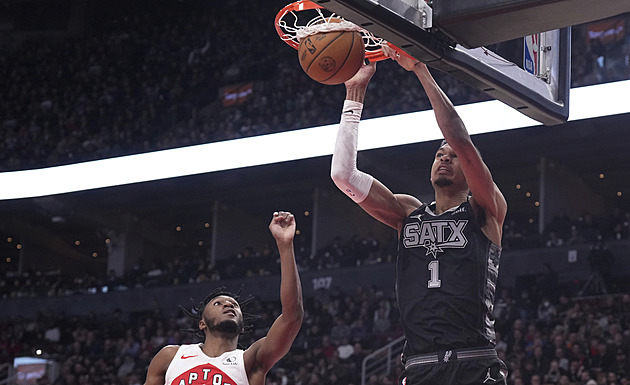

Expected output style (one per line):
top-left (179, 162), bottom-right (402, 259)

top-left (428, 260), bottom-right (441, 288)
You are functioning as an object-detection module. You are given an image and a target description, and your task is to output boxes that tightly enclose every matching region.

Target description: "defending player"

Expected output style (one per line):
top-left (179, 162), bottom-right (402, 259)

top-left (330, 46), bottom-right (508, 384)
top-left (143, 211), bottom-right (303, 385)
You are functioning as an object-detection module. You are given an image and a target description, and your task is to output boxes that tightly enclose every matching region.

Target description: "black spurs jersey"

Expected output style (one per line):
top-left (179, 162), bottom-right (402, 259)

top-left (397, 200), bottom-right (501, 356)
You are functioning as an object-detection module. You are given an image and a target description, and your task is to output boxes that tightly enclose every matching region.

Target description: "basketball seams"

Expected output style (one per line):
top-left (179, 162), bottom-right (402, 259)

top-left (302, 31), bottom-right (345, 75)
top-left (321, 31), bottom-right (357, 83)
top-left (298, 29), bottom-right (364, 85)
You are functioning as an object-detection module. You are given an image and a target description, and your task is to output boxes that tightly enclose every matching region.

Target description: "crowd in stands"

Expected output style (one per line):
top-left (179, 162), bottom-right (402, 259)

top-left (1, 1), bottom-right (629, 172)
top-left (2, 205), bottom-right (629, 301)
top-left (2, 279), bottom-right (630, 385)
top-left (505, 207), bottom-right (630, 251)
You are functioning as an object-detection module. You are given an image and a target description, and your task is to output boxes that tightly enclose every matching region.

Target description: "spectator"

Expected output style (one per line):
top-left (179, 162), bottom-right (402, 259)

top-left (537, 297), bottom-right (558, 328)
top-left (336, 338), bottom-right (355, 360)
top-left (586, 238), bottom-right (616, 294)
top-left (543, 359), bottom-right (562, 384)
top-left (611, 348), bottom-right (630, 379)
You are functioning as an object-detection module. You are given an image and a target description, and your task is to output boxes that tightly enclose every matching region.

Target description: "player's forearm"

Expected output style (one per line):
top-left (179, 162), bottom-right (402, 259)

top-left (331, 101), bottom-right (374, 203)
top-left (276, 241), bottom-right (304, 320)
top-left (345, 85), bottom-right (368, 103)
top-left (413, 65), bottom-right (468, 142)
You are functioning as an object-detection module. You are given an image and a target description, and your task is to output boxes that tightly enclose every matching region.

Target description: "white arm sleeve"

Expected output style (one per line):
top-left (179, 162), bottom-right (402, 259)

top-left (330, 100), bottom-right (374, 203)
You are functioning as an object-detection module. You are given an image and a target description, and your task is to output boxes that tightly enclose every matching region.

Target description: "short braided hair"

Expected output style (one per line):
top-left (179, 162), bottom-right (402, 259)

top-left (179, 286), bottom-right (259, 340)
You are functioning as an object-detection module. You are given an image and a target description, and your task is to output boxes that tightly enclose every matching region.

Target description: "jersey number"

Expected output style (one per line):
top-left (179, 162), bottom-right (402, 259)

top-left (428, 260), bottom-right (442, 288)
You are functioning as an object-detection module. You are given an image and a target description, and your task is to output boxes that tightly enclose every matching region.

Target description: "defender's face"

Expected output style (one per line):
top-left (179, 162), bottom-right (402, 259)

top-left (199, 295), bottom-right (244, 334)
top-left (430, 144), bottom-right (467, 188)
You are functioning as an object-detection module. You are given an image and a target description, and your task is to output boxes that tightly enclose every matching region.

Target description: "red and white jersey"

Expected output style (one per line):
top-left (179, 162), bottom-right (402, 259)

top-left (165, 344), bottom-right (250, 385)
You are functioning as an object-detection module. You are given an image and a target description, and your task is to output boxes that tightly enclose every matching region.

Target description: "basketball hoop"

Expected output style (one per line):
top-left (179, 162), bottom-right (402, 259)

top-left (275, 0), bottom-right (413, 62)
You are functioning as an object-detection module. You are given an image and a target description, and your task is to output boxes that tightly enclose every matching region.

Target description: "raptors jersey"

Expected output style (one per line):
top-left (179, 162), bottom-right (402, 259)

top-left (398, 201), bottom-right (501, 356)
top-left (165, 344), bottom-right (250, 385)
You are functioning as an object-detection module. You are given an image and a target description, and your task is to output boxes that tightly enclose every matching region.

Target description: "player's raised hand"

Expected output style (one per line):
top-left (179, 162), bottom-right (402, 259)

top-left (269, 211), bottom-right (296, 243)
top-left (382, 43), bottom-right (424, 72)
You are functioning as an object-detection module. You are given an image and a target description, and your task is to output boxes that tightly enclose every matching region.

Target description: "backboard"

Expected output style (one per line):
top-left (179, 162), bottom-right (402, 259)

top-left (309, 0), bottom-right (629, 125)
top-left (432, 0), bottom-right (630, 49)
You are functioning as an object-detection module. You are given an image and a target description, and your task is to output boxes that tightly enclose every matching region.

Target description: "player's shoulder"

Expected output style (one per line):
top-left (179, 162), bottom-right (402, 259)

top-left (148, 344), bottom-right (181, 376)
top-left (157, 345), bottom-right (181, 360)
top-left (395, 193), bottom-right (423, 215)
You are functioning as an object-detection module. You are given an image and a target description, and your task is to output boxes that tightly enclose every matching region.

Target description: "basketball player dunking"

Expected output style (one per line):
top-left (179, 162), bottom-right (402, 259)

top-left (330, 45), bottom-right (509, 384)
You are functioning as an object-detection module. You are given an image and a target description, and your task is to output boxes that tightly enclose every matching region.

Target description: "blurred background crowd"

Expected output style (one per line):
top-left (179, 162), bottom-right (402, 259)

top-left (1, 0), bottom-right (629, 172)
top-left (1, 206), bottom-right (629, 301)
top-left (3, 282), bottom-right (630, 385)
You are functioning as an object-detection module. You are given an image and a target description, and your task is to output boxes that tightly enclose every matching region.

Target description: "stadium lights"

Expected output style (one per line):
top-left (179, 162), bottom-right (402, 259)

top-left (0, 80), bottom-right (628, 201)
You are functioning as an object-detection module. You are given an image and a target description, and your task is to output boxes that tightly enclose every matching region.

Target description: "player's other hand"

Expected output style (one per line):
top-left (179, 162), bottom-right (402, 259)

top-left (269, 211), bottom-right (296, 243)
top-left (382, 43), bottom-right (425, 72)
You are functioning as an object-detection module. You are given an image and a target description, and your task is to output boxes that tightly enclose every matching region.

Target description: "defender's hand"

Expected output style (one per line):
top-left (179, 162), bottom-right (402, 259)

top-left (269, 211), bottom-right (296, 243)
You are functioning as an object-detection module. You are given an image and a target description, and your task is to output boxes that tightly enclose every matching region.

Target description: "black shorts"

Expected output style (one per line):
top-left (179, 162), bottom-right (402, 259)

top-left (399, 348), bottom-right (508, 385)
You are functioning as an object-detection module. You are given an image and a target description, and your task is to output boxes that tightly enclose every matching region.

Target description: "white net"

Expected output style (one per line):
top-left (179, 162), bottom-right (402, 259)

top-left (296, 19), bottom-right (362, 40)
top-left (277, 7), bottom-right (385, 51)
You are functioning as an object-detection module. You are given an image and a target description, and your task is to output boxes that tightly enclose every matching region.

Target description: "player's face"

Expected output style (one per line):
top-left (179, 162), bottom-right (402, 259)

top-left (430, 144), bottom-right (466, 188)
top-left (200, 295), bottom-right (244, 335)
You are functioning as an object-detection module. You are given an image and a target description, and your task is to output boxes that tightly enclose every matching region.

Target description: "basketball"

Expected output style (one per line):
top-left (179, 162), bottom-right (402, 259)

top-left (298, 30), bottom-right (365, 85)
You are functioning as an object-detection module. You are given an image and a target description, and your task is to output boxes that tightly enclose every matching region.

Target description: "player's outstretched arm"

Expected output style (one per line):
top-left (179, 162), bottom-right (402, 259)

top-left (413, 64), bottom-right (506, 238)
top-left (383, 44), bottom-right (506, 241)
top-left (331, 61), bottom-right (421, 231)
top-left (245, 212), bottom-right (303, 383)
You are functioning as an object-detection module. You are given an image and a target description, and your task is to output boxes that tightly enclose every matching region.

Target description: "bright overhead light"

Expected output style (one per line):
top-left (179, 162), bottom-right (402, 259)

top-left (0, 80), bottom-right (628, 200)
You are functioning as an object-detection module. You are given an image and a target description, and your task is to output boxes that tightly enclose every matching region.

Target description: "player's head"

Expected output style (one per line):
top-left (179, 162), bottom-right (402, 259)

top-left (430, 140), bottom-right (466, 190)
top-left (180, 286), bottom-right (258, 340)
top-left (431, 140), bottom-right (482, 192)
top-left (200, 294), bottom-right (245, 336)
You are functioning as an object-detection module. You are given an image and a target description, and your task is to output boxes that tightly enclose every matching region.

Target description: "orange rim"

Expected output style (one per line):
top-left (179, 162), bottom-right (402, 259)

top-left (275, 0), bottom-right (324, 50)
top-left (275, 0), bottom-right (413, 62)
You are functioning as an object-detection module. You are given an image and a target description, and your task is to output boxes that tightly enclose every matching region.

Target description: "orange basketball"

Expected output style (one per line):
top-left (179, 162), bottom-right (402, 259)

top-left (298, 30), bottom-right (365, 85)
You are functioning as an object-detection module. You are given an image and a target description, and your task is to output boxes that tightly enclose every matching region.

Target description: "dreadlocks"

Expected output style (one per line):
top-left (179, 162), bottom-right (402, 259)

top-left (179, 286), bottom-right (260, 340)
